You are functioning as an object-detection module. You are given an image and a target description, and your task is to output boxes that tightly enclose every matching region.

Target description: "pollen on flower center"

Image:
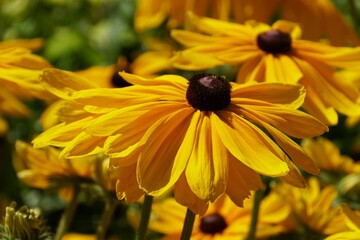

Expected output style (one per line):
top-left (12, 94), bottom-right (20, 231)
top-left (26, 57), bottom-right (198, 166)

top-left (186, 73), bottom-right (231, 111)
top-left (111, 70), bottom-right (132, 88)
top-left (199, 213), bottom-right (228, 234)
top-left (257, 29), bottom-right (292, 54)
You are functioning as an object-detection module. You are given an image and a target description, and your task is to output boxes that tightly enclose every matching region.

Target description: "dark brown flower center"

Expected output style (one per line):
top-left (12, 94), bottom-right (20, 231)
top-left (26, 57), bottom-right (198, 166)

top-left (111, 70), bottom-right (131, 88)
top-left (257, 29), bottom-right (292, 54)
top-left (199, 213), bottom-right (228, 234)
top-left (186, 73), bottom-right (231, 111)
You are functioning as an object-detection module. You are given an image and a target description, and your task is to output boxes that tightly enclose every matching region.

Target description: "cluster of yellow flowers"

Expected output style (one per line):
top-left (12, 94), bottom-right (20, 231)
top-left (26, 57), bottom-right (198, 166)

top-left (1, 0), bottom-right (360, 239)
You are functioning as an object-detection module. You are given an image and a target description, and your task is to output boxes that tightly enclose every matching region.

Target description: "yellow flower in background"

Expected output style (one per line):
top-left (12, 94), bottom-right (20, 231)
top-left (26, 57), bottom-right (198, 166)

top-left (0, 38), bottom-right (52, 135)
top-left (128, 193), bottom-right (290, 239)
top-left (274, 177), bottom-right (349, 236)
top-left (171, 19), bottom-right (360, 125)
top-left (135, 0), bottom-right (359, 46)
top-left (325, 205), bottom-right (360, 240)
top-left (14, 140), bottom-right (115, 200)
top-left (134, 0), bottom-right (231, 31)
top-left (302, 137), bottom-right (360, 174)
top-left (236, 0), bottom-right (359, 46)
top-left (33, 71), bottom-right (327, 214)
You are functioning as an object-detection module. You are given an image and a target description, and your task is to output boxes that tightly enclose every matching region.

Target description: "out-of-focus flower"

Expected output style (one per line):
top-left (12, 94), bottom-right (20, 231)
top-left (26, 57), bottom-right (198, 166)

top-left (0, 202), bottom-right (51, 240)
top-left (61, 233), bottom-right (96, 240)
top-left (171, 19), bottom-right (360, 125)
top-left (128, 193), bottom-right (290, 239)
top-left (302, 137), bottom-right (360, 174)
top-left (14, 140), bottom-right (115, 200)
top-left (237, 0), bottom-right (359, 46)
top-left (325, 204), bottom-right (360, 240)
top-left (0, 38), bottom-right (52, 135)
top-left (134, 0), bottom-right (359, 46)
top-left (274, 177), bottom-right (349, 236)
top-left (134, 0), bottom-right (232, 31)
top-left (33, 71), bottom-right (327, 214)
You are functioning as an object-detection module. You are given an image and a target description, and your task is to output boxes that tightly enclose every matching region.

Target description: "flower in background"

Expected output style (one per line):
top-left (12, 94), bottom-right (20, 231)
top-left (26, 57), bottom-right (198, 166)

top-left (236, 0), bottom-right (359, 46)
top-left (325, 204), bottom-right (360, 240)
top-left (134, 0), bottom-right (232, 31)
top-left (171, 19), bottom-right (360, 125)
top-left (14, 140), bottom-right (115, 200)
top-left (301, 137), bottom-right (360, 175)
top-left (274, 177), bottom-right (349, 237)
top-left (134, 0), bottom-right (359, 46)
top-left (0, 38), bottom-right (52, 135)
top-left (33, 71), bottom-right (327, 214)
top-left (128, 193), bottom-right (290, 239)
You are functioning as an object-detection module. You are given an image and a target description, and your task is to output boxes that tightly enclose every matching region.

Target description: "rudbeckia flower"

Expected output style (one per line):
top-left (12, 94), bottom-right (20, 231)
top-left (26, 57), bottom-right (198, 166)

top-left (14, 140), bottom-right (115, 200)
top-left (171, 19), bottom-right (360, 125)
top-left (0, 38), bottom-right (52, 134)
top-left (235, 0), bottom-right (359, 46)
top-left (274, 177), bottom-right (349, 236)
top-left (325, 205), bottom-right (360, 240)
top-left (33, 71), bottom-right (327, 214)
top-left (302, 137), bottom-right (360, 174)
top-left (128, 193), bottom-right (290, 239)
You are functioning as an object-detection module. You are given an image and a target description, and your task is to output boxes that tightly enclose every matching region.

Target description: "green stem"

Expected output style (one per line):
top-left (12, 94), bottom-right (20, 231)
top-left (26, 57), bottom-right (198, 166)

top-left (96, 197), bottom-right (118, 240)
top-left (180, 208), bottom-right (196, 240)
top-left (348, 0), bottom-right (360, 30)
top-left (135, 194), bottom-right (153, 240)
top-left (54, 185), bottom-right (81, 240)
top-left (246, 189), bottom-right (264, 240)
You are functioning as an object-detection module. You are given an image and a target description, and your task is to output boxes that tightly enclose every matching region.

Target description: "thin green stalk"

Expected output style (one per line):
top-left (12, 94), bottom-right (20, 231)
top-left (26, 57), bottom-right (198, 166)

top-left (96, 197), bottom-right (118, 240)
top-left (348, 0), bottom-right (360, 30)
top-left (55, 185), bottom-right (81, 240)
top-left (180, 208), bottom-right (196, 240)
top-left (246, 189), bottom-right (264, 240)
top-left (136, 194), bottom-right (153, 240)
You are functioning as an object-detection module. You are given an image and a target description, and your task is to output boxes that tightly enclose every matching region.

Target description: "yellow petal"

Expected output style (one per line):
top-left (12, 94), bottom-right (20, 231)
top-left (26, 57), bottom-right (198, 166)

top-left (212, 111), bottom-right (289, 176)
top-left (137, 108), bottom-right (193, 196)
top-left (174, 173), bottom-right (209, 215)
top-left (264, 54), bottom-right (303, 84)
top-left (186, 112), bottom-right (228, 202)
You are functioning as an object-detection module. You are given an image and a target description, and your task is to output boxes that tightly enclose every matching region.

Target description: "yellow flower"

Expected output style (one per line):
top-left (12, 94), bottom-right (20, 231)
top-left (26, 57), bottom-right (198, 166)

top-left (128, 193), bottom-right (290, 239)
top-left (33, 70), bottom-right (327, 214)
top-left (61, 233), bottom-right (97, 240)
top-left (0, 38), bottom-right (52, 134)
top-left (325, 205), bottom-right (360, 240)
top-left (134, 0), bottom-right (232, 31)
top-left (171, 19), bottom-right (360, 125)
top-left (14, 140), bottom-right (115, 200)
top-left (274, 177), bottom-right (348, 236)
top-left (301, 137), bottom-right (360, 174)
top-left (236, 0), bottom-right (359, 46)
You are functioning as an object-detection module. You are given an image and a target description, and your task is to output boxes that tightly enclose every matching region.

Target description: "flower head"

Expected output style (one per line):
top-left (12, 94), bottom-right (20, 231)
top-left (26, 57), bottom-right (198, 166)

top-left (33, 71), bottom-right (327, 214)
top-left (0, 38), bottom-right (52, 135)
top-left (171, 19), bottom-right (360, 125)
top-left (274, 177), bottom-right (348, 236)
top-left (130, 193), bottom-right (290, 239)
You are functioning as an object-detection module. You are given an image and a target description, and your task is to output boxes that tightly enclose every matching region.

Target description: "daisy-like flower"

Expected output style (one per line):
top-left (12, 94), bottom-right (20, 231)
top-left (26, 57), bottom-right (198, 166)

top-left (128, 193), bottom-right (290, 239)
top-left (325, 205), bottom-right (360, 240)
top-left (301, 137), bottom-right (360, 174)
top-left (14, 140), bottom-right (115, 200)
top-left (274, 177), bottom-right (349, 237)
top-left (234, 0), bottom-right (359, 46)
top-left (171, 19), bottom-right (360, 125)
top-left (33, 71), bottom-right (327, 214)
top-left (0, 38), bottom-right (52, 134)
